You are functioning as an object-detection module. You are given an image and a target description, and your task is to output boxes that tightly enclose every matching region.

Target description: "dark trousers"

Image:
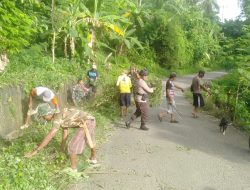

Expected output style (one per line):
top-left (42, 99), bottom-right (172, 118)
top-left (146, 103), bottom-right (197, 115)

top-left (130, 101), bottom-right (149, 126)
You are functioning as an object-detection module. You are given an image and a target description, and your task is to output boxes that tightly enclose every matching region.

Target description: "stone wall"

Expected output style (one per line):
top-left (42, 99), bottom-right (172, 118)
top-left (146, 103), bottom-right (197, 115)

top-left (0, 82), bottom-right (73, 140)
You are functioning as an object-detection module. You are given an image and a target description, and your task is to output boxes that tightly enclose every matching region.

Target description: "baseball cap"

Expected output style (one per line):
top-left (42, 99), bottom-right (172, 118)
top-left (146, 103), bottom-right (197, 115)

top-left (42, 90), bottom-right (53, 102)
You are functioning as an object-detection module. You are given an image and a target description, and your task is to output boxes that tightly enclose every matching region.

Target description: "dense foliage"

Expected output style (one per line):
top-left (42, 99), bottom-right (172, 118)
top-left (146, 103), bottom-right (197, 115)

top-left (0, 114), bottom-right (111, 190)
top-left (203, 0), bottom-right (250, 130)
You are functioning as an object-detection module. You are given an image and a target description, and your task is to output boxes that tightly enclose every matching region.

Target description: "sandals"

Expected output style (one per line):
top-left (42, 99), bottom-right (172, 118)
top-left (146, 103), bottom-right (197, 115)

top-left (87, 159), bottom-right (98, 164)
top-left (192, 113), bottom-right (199, 118)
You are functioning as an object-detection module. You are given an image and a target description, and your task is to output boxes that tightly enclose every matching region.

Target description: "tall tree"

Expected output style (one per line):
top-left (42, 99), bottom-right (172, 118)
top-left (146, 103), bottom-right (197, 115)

top-left (241, 0), bottom-right (250, 21)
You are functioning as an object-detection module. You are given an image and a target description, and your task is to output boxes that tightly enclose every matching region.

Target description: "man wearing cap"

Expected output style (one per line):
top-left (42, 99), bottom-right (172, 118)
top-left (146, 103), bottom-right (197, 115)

top-left (116, 70), bottom-right (132, 117)
top-left (24, 103), bottom-right (97, 172)
top-left (21, 86), bottom-right (60, 129)
top-left (87, 64), bottom-right (99, 98)
top-left (158, 72), bottom-right (184, 123)
top-left (125, 69), bottom-right (154, 130)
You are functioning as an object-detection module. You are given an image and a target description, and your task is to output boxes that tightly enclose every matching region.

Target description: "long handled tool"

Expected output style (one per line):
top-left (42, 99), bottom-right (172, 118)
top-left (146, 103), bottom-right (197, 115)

top-left (172, 105), bottom-right (183, 120)
top-left (80, 122), bottom-right (94, 149)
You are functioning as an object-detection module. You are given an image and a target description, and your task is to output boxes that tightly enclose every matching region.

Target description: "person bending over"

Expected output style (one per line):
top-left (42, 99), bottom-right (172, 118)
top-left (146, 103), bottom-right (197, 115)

top-left (21, 86), bottom-right (60, 129)
top-left (24, 104), bottom-right (97, 172)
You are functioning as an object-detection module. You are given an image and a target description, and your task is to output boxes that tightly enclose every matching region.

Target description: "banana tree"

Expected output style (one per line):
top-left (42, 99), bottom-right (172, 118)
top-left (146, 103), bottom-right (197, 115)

top-left (57, 0), bottom-right (126, 61)
top-left (81, 0), bottom-right (126, 60)
top-left (111, 28), bottom-right (143, 54)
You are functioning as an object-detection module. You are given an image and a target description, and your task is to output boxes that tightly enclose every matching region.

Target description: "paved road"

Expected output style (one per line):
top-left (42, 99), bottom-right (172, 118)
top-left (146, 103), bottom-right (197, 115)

top-left (69, 71), bottom-right (250, 190)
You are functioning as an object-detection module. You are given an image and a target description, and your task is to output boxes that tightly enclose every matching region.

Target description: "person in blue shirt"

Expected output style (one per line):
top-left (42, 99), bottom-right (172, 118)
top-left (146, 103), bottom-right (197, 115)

top-left (87, 64), bottom-right (99, 98)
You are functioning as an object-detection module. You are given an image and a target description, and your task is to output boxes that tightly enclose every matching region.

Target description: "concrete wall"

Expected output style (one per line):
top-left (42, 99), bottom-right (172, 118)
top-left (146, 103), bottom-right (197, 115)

top-left (0, 83), bottom-right (73, 140)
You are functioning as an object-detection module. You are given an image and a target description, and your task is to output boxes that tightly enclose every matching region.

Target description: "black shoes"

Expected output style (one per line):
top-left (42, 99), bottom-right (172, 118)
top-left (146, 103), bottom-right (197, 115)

top-left (126, 122), bottom-right (149, 131)
top-left (158, 114), bottom-right (162, 122)
top-left (140, 125), bottom-right (149, 131)
top-left (125, 121), bottom-right (131, 129)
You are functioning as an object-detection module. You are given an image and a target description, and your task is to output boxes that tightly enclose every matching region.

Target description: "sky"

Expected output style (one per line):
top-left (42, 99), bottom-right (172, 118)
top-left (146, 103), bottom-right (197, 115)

top-left (217, 0), bottom-right (242, 21)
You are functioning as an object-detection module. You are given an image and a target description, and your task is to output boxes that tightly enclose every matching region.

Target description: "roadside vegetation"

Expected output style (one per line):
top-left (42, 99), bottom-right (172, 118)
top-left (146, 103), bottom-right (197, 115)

top-left (0, 0), bottom-right (249, 189)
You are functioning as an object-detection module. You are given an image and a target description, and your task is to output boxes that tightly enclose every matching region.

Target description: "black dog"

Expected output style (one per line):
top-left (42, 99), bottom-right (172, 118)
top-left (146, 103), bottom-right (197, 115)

top-left (219, 117), bottom-right (231, 135)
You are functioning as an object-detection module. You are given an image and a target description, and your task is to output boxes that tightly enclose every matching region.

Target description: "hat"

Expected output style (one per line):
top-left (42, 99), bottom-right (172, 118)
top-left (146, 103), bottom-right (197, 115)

top-left (37, 103), bottom-right (55, 116)
top-left (92, 64), bottom-right (97, 69)
top-left (42, 90), bottom-right (53, 102)
top-left (139, 69), bottom-right (148, 76)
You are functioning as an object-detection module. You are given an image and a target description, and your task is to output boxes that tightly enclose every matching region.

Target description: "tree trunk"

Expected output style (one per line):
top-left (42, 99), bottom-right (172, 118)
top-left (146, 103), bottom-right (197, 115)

top-left (87, 29), bottom-right (96, 61)
top-left (233, 82), bottom-right (240, 122)
top-left (118, 43), bottom-right (124, 55)
top-left (51, 0), bottom-right (56, 63)
top-left (70, 37), bottom-right (75, 57)
top-left (52, 31), bottom-right (56, 63)
top-left (64, 36), bottom-right (68, 58)
top-left (139, 0), bottom-right (142, 6)
top-left (0, 53), bottom-right (9, 73)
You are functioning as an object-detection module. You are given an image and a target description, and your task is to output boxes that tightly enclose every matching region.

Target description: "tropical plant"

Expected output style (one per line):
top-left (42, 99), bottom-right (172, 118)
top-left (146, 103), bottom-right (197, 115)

top-left (0, 0), bottom-right (35, 54)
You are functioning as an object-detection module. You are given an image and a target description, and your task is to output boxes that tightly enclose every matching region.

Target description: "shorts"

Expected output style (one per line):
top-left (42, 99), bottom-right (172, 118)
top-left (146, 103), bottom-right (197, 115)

top-left (88, 84), bottom-right (97, 93)
top-left (67, 119), bottom-right (96, 155)
top-left (119, 93), bottom-right (131, 107)
top-left (193, 93), bottom-right (204, 108)
top-left (167, 99), bottom-right (176, 114)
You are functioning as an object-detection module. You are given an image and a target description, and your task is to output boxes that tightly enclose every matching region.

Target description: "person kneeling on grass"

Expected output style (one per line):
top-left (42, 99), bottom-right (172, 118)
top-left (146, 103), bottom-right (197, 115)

top-left (24, 103), bottom-right (97, 172)
top-left (158, 72), bottom-right (184, 123)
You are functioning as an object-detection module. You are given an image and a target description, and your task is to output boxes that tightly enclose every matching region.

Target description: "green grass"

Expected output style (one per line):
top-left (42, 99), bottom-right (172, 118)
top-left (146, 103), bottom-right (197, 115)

top-left (0, 111), bottom-right (111, 190)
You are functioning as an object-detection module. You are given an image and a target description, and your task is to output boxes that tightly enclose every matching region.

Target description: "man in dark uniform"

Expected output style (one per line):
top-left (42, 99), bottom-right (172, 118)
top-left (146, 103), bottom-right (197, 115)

top-left (126, 69), bottom-right (155, 130)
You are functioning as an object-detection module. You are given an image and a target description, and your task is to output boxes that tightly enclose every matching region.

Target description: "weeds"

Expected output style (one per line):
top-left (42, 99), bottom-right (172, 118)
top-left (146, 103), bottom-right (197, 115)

top-left (0, 45), bottom-right (166, 189)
